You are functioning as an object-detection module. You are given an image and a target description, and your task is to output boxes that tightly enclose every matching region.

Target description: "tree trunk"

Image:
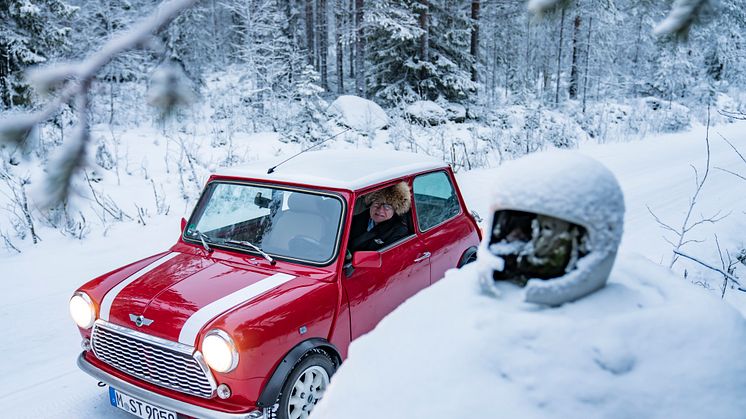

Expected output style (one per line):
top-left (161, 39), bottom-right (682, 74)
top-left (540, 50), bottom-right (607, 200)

top-left (349, 0), bottom-right (355, 79)
top-left (336, 0), bottom-right (344, 93)
top-left (305, 0), bottom-right (316, 67)
top-left (419, 1), bottom-right (429, 61)
top-left (282, 0), bottom-right (298, 84)
top-left (354, 0), bottom-right (365, 96)
top-left (582, 15), bottom-right (593, 113)
top-left (0, 44), bottom-right (9, 109)
top-left (470, 0), bottom-right (480, 83)
top-left (318, 0), bottom-right (328, 90)
top-left (554, 7), bottom-right (565, 106)
top-left (419, 0), bottom-right (430, 86)
top-left (569, 14), bottom-right (581, 100)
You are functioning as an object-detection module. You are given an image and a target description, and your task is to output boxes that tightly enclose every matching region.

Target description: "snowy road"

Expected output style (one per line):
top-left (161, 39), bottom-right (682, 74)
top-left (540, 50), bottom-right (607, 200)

top-left (2, 121), bottom-right (745, 417)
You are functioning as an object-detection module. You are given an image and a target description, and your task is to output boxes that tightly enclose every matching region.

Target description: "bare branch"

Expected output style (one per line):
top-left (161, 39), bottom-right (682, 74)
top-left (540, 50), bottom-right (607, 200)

top-left (647, 205), bottom-right (679, 235)
top-left (717, 133), bottom-right (746, 166)
top-left (666, 107), bottom-right (713, 269)
top-left (674, 250), bottom-right (743, 288)
top-left (714, 167), bottom-right (746, 182)
top-left (718, 110), bottom-right (746, 121)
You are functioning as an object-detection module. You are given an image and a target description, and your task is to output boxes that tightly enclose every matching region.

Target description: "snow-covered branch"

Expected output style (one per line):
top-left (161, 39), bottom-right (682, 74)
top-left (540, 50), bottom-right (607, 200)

top-left (0, 0), bottom-right (200, 206)
top-left (653, 0), bottom-right (713, 39)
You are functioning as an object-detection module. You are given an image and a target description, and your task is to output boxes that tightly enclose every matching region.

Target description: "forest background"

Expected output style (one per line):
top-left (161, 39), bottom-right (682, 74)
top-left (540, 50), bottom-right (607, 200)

top-left (0, 0), bottom-right (745, 255)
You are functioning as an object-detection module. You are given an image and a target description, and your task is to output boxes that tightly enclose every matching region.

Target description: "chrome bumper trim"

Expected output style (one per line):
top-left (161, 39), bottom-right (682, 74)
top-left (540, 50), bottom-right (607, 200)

top-left (77, 353), bottom-right (264, 419)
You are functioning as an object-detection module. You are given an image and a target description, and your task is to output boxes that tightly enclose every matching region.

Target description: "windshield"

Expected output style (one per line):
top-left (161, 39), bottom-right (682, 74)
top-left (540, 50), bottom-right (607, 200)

top-left (185, 182), bottom-right (344, 264)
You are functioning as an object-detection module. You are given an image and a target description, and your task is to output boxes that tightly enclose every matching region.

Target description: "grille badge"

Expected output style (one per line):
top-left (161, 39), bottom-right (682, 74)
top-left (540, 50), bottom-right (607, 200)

top-left (129, 314), bottom-right (154, 327)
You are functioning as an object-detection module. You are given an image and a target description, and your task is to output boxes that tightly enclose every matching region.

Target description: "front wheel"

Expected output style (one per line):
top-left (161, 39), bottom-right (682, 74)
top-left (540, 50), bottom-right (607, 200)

top-left (276, 352), bottom-right (335, 419)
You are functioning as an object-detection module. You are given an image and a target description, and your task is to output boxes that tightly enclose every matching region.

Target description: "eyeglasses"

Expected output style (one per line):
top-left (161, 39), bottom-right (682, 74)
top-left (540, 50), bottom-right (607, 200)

top-left (371, 202), bottom-right (394, 211)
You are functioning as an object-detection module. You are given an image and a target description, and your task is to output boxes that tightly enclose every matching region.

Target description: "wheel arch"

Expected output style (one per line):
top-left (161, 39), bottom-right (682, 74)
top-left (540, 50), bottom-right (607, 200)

top-left (256, 338), bottom-right (341, 408)
top-left (457, 246), bottom-right (478, 268)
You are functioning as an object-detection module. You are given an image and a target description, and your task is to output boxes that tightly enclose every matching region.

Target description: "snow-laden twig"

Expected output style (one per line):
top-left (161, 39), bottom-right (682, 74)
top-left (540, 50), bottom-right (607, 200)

top-left (653, 0), bottom-right (712, 39)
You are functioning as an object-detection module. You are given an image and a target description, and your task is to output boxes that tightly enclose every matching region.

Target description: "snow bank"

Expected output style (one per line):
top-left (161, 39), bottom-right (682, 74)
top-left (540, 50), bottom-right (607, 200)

top-left (327, 95), bottom-right (389, 132)
top-left (314, 255), bottom-right (746, 418)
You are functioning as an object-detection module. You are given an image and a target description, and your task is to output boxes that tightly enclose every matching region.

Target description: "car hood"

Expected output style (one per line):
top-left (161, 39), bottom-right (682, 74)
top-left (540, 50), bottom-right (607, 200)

top-left (101, 251), bottom-right (300, 346)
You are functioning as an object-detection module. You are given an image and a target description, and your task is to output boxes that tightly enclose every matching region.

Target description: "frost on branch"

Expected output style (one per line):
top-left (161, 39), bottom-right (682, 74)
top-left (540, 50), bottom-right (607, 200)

top-left (653, 0), bottom-right (715, 39)
top-left (0, 0), bottom-right (200, 206)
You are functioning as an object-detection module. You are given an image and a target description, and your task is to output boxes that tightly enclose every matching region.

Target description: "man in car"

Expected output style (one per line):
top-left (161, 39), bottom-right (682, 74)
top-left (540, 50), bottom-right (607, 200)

top-left (348, 182), bottom-right (411, 252)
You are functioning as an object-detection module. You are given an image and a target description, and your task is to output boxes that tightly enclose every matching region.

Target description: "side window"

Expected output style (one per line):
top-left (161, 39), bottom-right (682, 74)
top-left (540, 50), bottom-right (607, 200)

top-left (413, 171), bottom-right (461, 231)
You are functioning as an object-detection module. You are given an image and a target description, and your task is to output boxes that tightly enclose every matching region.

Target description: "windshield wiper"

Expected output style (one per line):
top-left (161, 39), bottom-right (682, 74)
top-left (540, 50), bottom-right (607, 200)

top-left (192, 230), bottom-right (214, 253)
top-left (225, 239), bottom-right (276, 265)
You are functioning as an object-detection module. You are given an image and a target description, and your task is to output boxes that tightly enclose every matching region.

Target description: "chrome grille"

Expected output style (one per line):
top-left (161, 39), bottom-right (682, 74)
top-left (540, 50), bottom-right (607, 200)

top-left (91, 320), bottom-right (216, 398)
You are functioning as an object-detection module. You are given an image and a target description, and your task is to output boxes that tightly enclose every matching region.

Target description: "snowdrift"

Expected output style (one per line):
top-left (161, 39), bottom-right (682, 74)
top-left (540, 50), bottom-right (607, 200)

top-left (314, 254), bottom-right (746, 419)
top-left (327, 95), bottom-right (389, 132)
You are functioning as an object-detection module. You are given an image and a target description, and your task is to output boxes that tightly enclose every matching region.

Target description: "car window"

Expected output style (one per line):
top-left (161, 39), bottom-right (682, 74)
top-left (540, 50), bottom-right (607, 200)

top-left (186, 182), bottom-right (343, 264)
top-left (413, 171), bottom-right (461, 231)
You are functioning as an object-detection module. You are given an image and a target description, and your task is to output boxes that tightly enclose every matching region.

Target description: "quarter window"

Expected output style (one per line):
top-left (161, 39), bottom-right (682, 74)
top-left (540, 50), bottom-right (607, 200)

top-left (413, 171), bottom-right (461, 231)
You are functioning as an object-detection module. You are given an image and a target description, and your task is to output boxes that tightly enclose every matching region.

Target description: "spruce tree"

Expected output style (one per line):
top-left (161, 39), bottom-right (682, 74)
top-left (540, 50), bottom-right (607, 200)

top-left (366, 0), bottom-right (475, 105)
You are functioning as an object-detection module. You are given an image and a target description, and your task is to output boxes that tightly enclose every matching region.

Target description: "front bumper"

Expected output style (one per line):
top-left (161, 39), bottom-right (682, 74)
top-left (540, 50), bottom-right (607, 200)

top-left (77, 353), bottom-right (265, 419)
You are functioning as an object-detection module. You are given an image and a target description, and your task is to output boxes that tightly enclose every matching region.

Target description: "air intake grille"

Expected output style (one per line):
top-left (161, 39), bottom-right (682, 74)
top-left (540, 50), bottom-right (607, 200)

top-left (91, 321), bottom-right (216, 398)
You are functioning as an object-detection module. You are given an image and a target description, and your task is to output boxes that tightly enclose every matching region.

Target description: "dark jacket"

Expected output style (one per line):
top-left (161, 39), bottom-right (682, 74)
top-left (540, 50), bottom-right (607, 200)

top-left (348, 212), bottom-right (409, 252)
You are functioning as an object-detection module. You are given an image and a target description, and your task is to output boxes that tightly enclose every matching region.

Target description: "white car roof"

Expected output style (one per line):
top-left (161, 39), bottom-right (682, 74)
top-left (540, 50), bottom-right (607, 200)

top-left (215, 149), bottom-right (448, 190)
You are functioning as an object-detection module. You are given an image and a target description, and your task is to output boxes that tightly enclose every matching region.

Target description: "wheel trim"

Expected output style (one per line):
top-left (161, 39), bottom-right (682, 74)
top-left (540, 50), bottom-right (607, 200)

top-left (287, 365), bottom-right (330, 419)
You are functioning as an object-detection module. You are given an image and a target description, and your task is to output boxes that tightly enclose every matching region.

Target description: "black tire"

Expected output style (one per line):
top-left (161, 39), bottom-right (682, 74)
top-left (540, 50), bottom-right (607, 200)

top-left (275, 351), bottom-right (336, 419)
top-left (457, 247), bottom-right (478, 268)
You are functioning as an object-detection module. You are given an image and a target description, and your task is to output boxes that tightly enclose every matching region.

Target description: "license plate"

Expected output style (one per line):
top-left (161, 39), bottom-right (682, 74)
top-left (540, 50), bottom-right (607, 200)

top-left (109, 387), bottom-right (178, 419)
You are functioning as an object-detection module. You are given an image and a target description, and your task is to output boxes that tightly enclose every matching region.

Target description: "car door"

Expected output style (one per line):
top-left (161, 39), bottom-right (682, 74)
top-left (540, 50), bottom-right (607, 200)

top-left (343, 186), bottom-right (431, 340)
top-left (412, 170), bottom-right (476, 284)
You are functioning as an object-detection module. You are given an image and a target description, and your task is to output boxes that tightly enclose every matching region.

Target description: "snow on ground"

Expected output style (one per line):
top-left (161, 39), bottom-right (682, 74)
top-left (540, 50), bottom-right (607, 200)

top-left (315, 121), bottom-right (746, 418)
top-left (314, 257), bottom-right (746, 419)
top-left (1, 120), bottom-right (745, 417)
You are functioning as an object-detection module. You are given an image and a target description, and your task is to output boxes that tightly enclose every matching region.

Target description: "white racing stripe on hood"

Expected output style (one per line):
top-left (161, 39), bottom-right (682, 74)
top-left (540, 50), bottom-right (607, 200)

top-left (178, 273), bottom-right (296, 345)
top-left (100, 252), bottom-right (179, 321)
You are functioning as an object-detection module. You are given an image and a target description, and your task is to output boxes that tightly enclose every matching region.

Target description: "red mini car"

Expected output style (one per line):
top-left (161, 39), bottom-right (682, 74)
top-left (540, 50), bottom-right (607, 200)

top-left (69, 150), bottom-right (481, 419)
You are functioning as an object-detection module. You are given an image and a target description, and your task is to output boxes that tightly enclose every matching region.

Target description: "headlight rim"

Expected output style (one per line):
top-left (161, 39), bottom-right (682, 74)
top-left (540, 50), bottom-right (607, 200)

top-left (70, 291), bottom-right (96, 329)
top-left (202, 329), bottom-right (239, 373)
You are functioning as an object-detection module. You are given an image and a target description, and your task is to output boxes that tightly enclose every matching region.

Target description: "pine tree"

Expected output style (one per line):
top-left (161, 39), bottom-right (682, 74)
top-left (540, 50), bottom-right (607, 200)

top-left (0, 0), bottom-right (76, 108)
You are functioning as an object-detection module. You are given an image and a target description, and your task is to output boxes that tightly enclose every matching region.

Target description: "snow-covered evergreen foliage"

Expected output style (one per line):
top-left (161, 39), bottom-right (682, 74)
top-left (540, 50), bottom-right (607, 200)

top-left (365, 0), bottom-right (475, 104)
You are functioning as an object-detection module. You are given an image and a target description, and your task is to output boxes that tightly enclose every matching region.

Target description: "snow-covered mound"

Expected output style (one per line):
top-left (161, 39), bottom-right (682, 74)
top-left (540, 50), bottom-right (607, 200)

top-left (327, 95), bottom-right (389, 132)
top-left (314, 255), bottom-right (746, 419)
top-left (405, 100), bottom-right (447, 125)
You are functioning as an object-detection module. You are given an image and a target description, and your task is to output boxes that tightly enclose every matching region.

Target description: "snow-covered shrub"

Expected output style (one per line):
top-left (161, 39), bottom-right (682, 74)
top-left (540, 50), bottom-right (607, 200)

top-left (641, 97), bottom-right (691, 133)
top-left (487, 105), bottom-right (585, 159)
top-left (405, 101), bottom-right (448, 125)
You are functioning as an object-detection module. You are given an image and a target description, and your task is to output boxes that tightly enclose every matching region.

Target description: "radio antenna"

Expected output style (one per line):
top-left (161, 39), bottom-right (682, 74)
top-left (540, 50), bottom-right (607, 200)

top-left (267, 127), bottom-right (352, 174)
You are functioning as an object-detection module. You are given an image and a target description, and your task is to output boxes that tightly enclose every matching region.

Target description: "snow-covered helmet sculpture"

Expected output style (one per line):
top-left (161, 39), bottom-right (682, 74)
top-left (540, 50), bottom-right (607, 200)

top-left (478, 151), bottom-right (625, 306)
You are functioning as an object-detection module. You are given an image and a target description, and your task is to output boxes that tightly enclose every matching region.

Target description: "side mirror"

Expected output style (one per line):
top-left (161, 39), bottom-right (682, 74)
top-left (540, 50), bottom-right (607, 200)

top-left (352, 251), bottom-right (382, 269)
top-left (180, 217), bottom-right (187, 233)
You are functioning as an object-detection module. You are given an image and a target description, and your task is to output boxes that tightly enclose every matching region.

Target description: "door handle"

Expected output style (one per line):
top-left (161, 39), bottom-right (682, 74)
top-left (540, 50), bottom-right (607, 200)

top-left (414, 252), bottom-right (431, 263)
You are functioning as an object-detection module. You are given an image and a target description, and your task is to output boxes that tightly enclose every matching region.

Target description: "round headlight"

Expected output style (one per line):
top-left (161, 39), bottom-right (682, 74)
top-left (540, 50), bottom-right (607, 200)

top-left (202, 330), bottom-right (238, 373)
top-left (69, 292), bottom-right (95, 329)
